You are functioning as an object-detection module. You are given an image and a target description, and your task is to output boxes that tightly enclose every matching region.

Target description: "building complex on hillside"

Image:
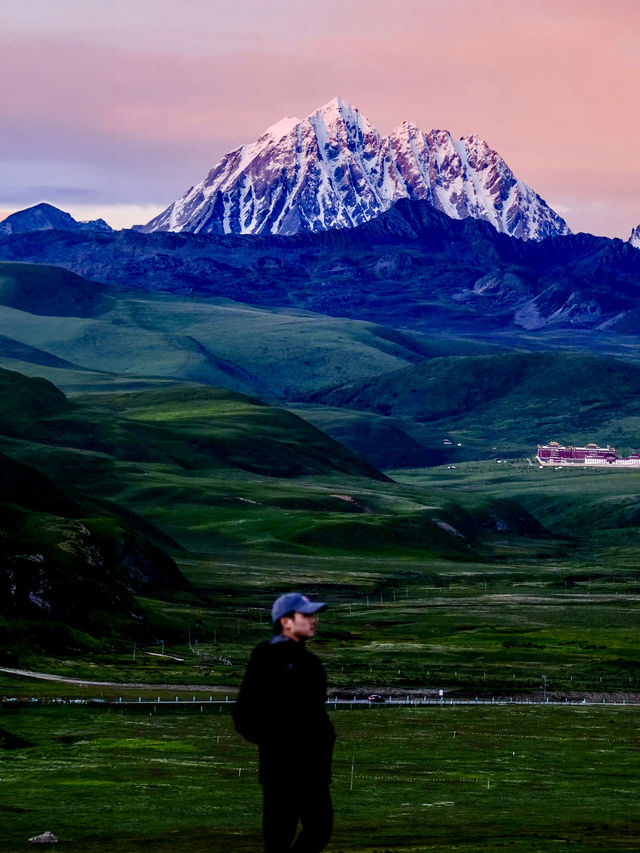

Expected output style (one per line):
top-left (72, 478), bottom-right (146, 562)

top-left (537, 441), bottom-right (640, 466)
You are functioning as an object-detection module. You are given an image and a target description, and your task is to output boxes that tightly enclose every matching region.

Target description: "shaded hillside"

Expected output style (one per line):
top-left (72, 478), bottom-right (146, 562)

top-left (0, 367), bottom-right (385, 481)
top-left (0, 261), bottom-right (113, 317)
top-left (0, 504), bottom-right (186, 632)
top-left (77, 385), bottom-right (387, 480)
top-left (309, 351), bottom-right (640, 461)
top-left (0, 366), bottom-right (71, 440)
top-left (0, 447), bottom-right (191, 662)
top-left (0, 450), bottom-right (80, 517)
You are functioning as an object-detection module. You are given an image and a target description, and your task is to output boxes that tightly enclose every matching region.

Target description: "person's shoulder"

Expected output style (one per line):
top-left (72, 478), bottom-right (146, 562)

top-left (248, 638), bottom-right (297, 670)
top-left (305, 647), bottom-right (325, 665)
top-left (249, 640), bottom-right (272, 661)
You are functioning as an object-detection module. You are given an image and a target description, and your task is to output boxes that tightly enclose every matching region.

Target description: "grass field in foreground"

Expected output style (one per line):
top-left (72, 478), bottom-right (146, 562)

top-left (1, 704), bottom-right (639, 852)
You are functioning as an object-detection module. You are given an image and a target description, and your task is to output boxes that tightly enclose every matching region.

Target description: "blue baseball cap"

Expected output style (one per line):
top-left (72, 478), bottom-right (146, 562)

top-left (271, 592), bottom-right (327, 624)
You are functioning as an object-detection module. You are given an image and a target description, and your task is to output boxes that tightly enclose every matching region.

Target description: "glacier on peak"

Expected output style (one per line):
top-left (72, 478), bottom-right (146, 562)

top-left (143, 98), bottom-right (570, 241)
top-left (260, 115), bottom-right (300, 143)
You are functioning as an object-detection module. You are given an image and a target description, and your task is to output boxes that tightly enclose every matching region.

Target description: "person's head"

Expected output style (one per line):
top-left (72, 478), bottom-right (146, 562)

top-left (271, 592), bottom-right (327, 641)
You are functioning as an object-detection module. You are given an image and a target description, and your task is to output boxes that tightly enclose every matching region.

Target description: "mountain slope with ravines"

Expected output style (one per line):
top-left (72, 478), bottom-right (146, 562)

top-left (142, 97), bottom-right (569, 241)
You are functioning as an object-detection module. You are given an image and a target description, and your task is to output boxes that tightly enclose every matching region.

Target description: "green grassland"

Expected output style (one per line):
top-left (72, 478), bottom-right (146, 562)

top-left (2, 361), bottom-right (640, 695)
top-left (0, 262), bottom-right (467, 400)
top-left (5, 262), bottom-right (640, 471)
top-left (2, 263), bottom-right (640, 852)
top-left (2, 704), bottom-right (639, 852)
top-left (311, 350), bottom-right (640, 463)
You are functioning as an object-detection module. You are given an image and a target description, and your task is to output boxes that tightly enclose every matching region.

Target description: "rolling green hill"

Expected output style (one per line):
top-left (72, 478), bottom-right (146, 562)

top-left (311, 350), bottom-right (640, 461)
top-left (0, 367), bottom-right (384, 481)
top-left (0, 367), bottom-right (387, 659)
top-left (0, 262), bottom-right (497, 400)
top-left (9, 262), bottom-right (640, 469)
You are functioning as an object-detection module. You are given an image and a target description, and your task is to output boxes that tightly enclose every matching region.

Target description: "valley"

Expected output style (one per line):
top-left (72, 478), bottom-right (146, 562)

top-left (1, 209), bottom-right (640, 853)
top-left (1, 223), bottom-right (639, 698)
top-left (2, 363), bottom-right (640, 699)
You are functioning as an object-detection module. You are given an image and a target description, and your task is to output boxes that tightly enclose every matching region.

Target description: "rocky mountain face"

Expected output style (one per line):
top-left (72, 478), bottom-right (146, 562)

top-left (630, 225), bottom-right (640, 249)
top-left (142, 98), bottom-right (570, 241)
top-left (2, 198), bottom-right (639, 335)
top-left (0, 202), bottom-right (112, 235)
top-left (0, 443), bottom-right (189, 649)
top-left (0, 367), bottom-right (193, 653)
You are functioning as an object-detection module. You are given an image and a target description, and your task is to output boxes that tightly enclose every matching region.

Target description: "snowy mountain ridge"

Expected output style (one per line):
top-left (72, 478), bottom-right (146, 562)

top-left (143, 97), bottom-right (570, 241)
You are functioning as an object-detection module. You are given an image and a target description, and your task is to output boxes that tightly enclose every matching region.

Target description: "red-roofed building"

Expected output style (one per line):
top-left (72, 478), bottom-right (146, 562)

top-left (537, 441), bottom-right (640, 466)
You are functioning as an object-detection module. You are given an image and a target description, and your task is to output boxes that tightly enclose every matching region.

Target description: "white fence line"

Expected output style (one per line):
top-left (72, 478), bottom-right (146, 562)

top-left (3, 696), bottom-right (637, 708)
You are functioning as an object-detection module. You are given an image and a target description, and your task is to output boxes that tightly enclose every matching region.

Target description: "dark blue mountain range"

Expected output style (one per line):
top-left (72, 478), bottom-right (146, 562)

top-left (1, 199), bottom-right (639, 334)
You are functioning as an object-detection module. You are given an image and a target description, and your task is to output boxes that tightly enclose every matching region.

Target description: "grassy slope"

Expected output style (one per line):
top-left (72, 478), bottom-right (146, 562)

top-left (314, 350), bottom-right (640, 460)
top-left (0, 262), bottom-right (470, 400)
top-left (0, 370), bottom-right (401, 585)
top-left (6, 262), bottom-right (640, 469)
top-left (395, 457), bottom-right (640, 541)
top-left (1, 264), bottom-right (640, 693)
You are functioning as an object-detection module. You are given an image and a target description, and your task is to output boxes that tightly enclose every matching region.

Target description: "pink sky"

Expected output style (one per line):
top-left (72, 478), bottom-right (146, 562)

top-left (1, 0), bottom-right (638, 237)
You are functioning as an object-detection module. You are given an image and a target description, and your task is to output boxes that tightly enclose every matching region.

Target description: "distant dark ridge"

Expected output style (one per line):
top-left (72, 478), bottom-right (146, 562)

top-left (0, 198), bottom-right (639, 334)
top-left (1, 196), bottom-right (637, 266)
top-left (0, 202), bottom-right (111, 235)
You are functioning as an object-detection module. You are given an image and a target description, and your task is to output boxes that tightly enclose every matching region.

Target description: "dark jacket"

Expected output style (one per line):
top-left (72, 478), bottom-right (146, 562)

top-left (233, 637), bottom-right (336, 784)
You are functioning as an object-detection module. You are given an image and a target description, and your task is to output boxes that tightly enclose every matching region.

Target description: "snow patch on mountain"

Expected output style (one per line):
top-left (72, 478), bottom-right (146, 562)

top-left (629, 225), bottom-right (640, 249)
top-left (143, 98), bottom-right (570, 242)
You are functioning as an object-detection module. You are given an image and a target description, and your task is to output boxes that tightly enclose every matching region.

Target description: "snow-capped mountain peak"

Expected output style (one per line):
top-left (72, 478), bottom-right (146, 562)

top-left (143, 99), bottom-right (570, 241)
top-left (629, 225), bottom-right (640, 249)
top-left (260, 115), bottom-right (300, 144)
